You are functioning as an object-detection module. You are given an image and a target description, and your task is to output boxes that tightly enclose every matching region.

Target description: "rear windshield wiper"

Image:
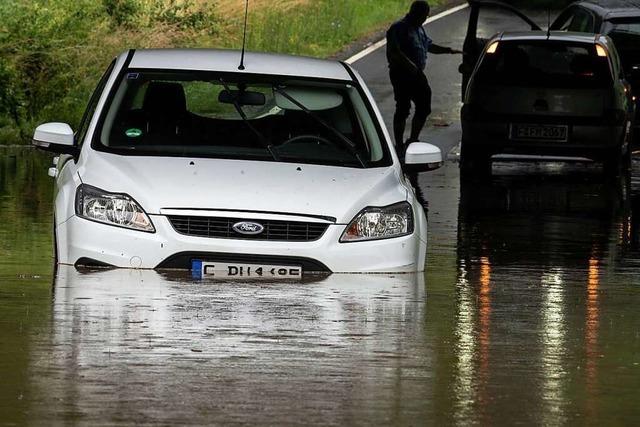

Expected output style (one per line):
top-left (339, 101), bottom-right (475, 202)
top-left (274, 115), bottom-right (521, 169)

top-left (273, 86), bottom-right (367, 168)
top-left (219, 79), bottom-right (280, 161)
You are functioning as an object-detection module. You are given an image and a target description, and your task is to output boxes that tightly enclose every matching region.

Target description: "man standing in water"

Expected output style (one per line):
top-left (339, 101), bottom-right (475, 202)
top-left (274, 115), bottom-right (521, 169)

top-left (387, 0), bottom-right (461, 159)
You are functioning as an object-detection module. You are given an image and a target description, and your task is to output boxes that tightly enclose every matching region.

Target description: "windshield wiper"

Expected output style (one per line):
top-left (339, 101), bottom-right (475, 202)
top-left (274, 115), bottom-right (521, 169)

top-left (273, 86), bottom-right (367, 168)
top-left (219, 79), bottom-right (280, 161)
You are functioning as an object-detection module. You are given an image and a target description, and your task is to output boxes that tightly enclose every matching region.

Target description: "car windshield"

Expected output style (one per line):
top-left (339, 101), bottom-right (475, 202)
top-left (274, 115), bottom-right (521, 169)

top-left (474, 40), bottom-right (613, 88)
top-left (609, 18), bottom-right (640, 36)
top-left (95, 71), bottom-right (390, 168)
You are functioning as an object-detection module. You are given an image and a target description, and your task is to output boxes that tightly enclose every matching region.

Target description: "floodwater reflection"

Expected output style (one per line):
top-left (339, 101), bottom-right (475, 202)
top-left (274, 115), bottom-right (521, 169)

top-left (2, 150), bottom-right (640, 424)
top-left (454, 167), bottom-right (640, 425)
top-left (27, 268), bottom-right (431, 424)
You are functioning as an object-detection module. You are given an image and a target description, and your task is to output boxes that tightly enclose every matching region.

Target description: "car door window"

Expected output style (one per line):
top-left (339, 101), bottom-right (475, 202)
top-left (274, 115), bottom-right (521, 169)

top-left (551, 9), bottom-right (576, 31)
top-left (475, 8), bottom-right (540, 40)
top-left (567, 9), bottom-right (595, 32)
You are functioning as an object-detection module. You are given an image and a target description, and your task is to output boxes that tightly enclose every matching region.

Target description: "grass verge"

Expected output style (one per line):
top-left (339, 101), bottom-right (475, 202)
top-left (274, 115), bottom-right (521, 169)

top-left (0, 0), bottom-right (446, 144)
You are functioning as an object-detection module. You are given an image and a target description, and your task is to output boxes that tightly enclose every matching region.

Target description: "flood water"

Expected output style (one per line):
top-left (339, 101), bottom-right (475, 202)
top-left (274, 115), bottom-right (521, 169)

top-left (1, 147), bottom-right (640, 425)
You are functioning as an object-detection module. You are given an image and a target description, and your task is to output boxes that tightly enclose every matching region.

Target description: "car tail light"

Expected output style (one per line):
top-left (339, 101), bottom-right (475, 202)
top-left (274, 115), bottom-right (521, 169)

top-left (486, 41), bottom-right (499, 54)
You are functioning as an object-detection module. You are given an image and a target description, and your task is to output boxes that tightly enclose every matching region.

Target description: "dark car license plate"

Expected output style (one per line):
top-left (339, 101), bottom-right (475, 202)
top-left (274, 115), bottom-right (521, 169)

top-left (510, 124), bottom-right (568, 141)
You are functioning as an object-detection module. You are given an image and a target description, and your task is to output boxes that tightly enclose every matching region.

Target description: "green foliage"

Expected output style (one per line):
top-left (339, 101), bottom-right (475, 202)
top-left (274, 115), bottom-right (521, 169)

top-left (245, 0), bottom-right (413, 57)
top-left (103, 0), bottom-right (218, 31)
top-left (0, 0), bottom-right (439, 144)
top-left (0, 0), bottom-right (218, 144)
top-left (103, 0), bottom-right (141, 27)
top-left (149, 0), bottom-right (217, 31)
top-left (0, 0), bottom-right (108, 141)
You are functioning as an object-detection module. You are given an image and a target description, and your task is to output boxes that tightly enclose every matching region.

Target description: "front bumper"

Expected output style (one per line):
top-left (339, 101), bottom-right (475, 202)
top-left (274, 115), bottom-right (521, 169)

top-left (56, 214), bottom-right (427, 273)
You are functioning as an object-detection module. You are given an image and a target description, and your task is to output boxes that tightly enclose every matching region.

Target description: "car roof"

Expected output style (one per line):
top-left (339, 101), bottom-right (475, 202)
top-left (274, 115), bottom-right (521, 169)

top-left (497, 31), bottom-right (610, 44)
top-left (575, 1), bottom-right (640, 19)
top-left (125, 49), bottom-right (353, 81)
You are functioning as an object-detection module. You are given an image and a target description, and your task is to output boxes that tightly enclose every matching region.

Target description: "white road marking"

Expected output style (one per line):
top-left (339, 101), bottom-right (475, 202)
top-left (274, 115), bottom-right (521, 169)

top-left (345, 3), bottom-right (470, 64)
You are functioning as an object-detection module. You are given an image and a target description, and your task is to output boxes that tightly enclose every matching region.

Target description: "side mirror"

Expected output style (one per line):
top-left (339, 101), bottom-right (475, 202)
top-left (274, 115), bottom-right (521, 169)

top-left (32, 123), bottom-right (78, 155)
top-left (404, 142), bottom-right (443, 172)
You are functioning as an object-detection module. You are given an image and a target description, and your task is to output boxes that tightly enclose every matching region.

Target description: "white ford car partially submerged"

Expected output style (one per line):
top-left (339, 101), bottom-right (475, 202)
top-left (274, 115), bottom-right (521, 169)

top-left (34, 49), bottom-right (443, 277)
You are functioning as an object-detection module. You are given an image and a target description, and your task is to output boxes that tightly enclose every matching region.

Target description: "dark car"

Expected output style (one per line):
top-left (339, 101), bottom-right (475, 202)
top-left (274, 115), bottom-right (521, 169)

top-left (460, 32), bottom-right (635, 174)
top-left (550, 1), bottom-right (640, 141)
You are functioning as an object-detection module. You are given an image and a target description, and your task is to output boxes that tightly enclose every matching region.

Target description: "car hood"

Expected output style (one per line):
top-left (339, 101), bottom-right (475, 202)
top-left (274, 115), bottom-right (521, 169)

top-left (78, 153), bottom-right (406, 223)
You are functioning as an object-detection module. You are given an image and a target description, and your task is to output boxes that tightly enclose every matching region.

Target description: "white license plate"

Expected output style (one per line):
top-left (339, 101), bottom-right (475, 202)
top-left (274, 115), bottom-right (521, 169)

top-left (510, 124), bottom-right (568, 141)
top-left (193, 261), bottom-right (302, 279)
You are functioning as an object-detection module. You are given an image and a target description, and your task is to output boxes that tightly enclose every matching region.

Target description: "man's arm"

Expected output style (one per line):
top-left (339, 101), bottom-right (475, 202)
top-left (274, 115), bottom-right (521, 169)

top-left (428, 43), bottom-right (463, 54)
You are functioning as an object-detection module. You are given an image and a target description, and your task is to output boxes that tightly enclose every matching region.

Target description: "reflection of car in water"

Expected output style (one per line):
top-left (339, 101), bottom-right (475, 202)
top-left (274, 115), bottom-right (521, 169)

top-left (32, 49), bottom-right (444, 274)
top-left (550, 0), bottom-right (640, 143)
top-left (41, 266), bottom-right (427, 418)
top-left (457, 172), bottom-right (631, 278)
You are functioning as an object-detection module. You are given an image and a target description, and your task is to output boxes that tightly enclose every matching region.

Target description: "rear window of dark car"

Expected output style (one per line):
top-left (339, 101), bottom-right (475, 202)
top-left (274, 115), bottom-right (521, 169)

top-left (474, 40), bottom-right (613, 88)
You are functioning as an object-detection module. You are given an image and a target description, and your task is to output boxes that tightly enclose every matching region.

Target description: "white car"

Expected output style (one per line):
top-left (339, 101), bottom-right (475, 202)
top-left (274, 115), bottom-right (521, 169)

top-left (34, 49), bottom-right (442, 276)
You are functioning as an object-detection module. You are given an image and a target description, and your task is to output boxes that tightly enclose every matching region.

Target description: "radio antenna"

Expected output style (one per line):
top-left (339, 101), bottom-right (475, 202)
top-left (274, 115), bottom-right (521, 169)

top-left (239, 0), bottom-right (249, 70)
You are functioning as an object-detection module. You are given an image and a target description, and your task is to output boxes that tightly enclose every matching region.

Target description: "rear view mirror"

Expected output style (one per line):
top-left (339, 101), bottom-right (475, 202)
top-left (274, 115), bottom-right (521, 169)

top-left (218, 90), bottom-right (266, 106)
top-left (32, 122), bottom-right (78, 155)
top-left (404, 142), bottom-right (443, 172)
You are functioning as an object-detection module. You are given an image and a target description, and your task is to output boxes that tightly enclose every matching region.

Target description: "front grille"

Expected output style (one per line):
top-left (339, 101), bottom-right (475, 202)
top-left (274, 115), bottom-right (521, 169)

top-left (167, 215), bottom-right (330, 242)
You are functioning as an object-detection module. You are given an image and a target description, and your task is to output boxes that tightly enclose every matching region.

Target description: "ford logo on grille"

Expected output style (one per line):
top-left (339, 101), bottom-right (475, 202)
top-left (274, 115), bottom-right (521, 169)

top-left (232, 221), bottom-right (265, 235)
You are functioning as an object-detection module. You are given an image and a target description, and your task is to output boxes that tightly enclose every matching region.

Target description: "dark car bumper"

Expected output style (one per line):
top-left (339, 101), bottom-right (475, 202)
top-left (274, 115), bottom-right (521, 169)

top-left (461, 114), bottom-right (626, 161)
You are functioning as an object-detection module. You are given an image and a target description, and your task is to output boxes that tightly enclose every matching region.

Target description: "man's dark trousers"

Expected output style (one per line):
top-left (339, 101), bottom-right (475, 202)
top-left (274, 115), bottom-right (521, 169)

top-left (389, 68), bottom-right (432, 159)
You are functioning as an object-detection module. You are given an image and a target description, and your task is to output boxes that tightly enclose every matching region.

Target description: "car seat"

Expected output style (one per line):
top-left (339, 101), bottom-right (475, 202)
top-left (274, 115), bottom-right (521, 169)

top-left (142, 82), bottom-right (191, 144)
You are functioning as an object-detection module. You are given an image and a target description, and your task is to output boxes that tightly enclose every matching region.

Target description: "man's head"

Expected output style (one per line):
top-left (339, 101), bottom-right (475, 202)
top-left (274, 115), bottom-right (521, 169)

top-left (408, 1), bottom-right (430, 25)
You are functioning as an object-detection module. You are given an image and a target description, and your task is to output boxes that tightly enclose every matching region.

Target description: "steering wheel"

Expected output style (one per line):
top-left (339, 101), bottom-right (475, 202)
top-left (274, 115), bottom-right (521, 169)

top-left (280, 134), bottom-right (337, 148)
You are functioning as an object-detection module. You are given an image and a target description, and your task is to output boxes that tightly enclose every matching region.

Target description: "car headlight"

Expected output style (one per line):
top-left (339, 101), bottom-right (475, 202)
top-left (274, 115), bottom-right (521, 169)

top-left (75, 184), bottom-right (155, 232)
top-left (340, 202), bottom-right (414, 243)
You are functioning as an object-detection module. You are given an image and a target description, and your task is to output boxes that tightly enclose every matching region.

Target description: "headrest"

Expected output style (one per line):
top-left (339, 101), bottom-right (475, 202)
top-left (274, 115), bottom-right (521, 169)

top-left (143, 82), bottom-right (187, 116)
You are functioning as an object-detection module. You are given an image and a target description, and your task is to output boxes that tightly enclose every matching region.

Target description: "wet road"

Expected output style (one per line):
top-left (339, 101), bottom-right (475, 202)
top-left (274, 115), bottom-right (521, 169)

top-left (2, 4), bottom-right (640, 425)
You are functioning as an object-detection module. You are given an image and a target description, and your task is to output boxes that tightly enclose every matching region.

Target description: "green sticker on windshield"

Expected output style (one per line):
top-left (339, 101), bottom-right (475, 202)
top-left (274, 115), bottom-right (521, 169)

top-left (125, 128), bottom-right (143, 138)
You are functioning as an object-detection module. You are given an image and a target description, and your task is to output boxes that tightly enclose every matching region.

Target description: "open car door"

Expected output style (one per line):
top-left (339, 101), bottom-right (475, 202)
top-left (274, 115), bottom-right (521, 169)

top-left (460, 0), bottom-right (542, 100)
